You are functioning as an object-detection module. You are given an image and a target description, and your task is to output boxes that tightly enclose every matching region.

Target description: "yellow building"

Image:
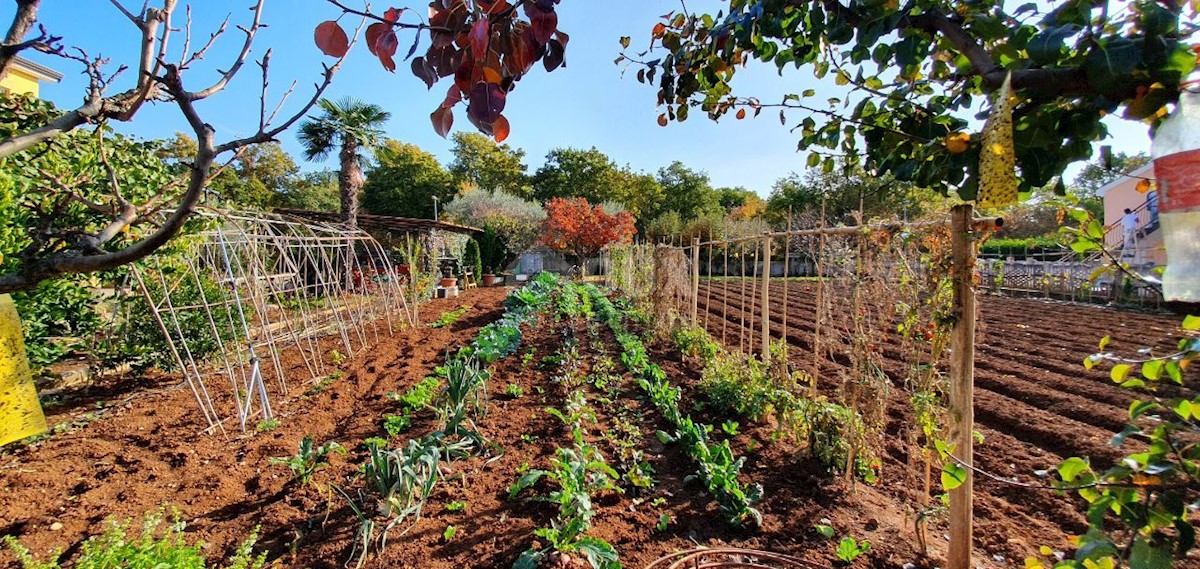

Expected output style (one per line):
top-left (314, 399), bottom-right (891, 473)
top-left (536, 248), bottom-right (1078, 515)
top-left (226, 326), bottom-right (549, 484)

top-left (0, 55), bottom-right (60, 446)
top-left (0, 55), bottom-right (63, 97)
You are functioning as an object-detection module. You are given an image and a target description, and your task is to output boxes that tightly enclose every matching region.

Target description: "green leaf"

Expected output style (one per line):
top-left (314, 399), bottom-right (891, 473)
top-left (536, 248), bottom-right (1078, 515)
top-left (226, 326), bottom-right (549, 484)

top-left (1141, 359), bottom-right (1162, 380)
top-left (1110, 364), bottom-right (1132, 383)
top-left (1172, 399), bottom-right (1192, 420)
top-left (941, 462), bottom-right (967, 490)
top-left (1027, 25), bottom-right (1081, 65)
top-left (1166, 360), bottom-right (1183, 384)
top-left (1129, 537), bottom-right (1173, 569)
top-left (1058, 457), bottom-right (1089, 482)
top-left (1129, 399), bottom-right (1159, 419)
top-left (1183, 315), bottom-right (1200, 330)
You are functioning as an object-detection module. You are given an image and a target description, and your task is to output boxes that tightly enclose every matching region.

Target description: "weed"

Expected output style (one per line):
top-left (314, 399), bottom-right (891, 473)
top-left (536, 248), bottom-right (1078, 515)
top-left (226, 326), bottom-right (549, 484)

top-left (445, 501), bottom-right (467, 513)
top-left (520, 434), bottom-right (534, 445)
top-left (442, 525), bottom-right (457, 543)
top-left (505, 383), bottom-right (524, 398)
top-left (656, 513), bottom-right (670, 532)
top-left (255, 418), bottom-right (279, 432)
top-left (268, 435), bottom-right (346, 486)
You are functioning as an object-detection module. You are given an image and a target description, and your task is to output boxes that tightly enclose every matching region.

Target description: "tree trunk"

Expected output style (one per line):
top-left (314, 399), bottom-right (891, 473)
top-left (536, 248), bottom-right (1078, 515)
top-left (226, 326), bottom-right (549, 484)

top-left (0, 0), bottom-right (42, 82)
top-left (339, 140), bottom-right (363, 227)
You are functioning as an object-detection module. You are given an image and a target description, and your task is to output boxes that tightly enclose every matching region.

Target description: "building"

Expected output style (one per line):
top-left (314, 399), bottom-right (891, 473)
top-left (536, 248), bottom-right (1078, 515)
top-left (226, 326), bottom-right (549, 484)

top-left (0, 55), bottom-right (63, 97)
top-left (1096, 162), bottom-right (1165, 266)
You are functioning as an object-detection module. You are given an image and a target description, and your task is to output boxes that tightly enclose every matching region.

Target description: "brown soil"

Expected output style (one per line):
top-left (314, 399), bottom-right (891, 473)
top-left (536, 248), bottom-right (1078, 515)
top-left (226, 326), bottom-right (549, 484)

top-left (1, 283), bottom-right (1196, 569)
top-left (696, 280), bottom-right (1200, 567)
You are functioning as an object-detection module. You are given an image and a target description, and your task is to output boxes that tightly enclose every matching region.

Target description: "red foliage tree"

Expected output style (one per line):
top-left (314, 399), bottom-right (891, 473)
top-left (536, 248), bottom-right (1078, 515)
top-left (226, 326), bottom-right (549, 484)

top-left (540, 197), bottom-right (636, 264)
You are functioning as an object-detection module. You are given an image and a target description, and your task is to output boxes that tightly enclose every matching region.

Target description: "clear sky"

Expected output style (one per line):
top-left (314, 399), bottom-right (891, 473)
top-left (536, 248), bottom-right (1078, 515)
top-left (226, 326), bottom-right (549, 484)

top-left (9, 0), bottom-right (1154, 197)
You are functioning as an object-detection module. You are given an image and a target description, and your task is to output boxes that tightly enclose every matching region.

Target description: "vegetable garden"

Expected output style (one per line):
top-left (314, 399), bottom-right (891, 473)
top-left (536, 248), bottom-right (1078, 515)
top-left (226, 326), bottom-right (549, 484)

top-left (4, 240), bottom-right (1198, 568)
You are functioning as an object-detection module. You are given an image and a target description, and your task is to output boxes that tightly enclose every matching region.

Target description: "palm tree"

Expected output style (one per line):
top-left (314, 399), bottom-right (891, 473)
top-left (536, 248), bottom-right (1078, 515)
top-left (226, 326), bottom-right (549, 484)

top-left (297, 97), bottom-right (391, 226)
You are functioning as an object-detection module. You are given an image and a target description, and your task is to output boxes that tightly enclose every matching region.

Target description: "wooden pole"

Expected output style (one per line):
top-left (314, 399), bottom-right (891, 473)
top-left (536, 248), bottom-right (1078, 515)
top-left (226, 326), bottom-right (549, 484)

top-left (761, 231), bottom-right (771, 361)
top-left (782, 207), bottom-right (792, 345)
top-left (948, 204), bottom-right (977, 569)
top-left (691, 237), bottom-right (700, 325)
top-left (813, 201), bottom-right (827, 383)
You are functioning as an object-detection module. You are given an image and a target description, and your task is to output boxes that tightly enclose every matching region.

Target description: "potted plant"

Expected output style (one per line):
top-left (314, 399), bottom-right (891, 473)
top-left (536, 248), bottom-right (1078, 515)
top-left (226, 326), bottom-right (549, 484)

top-left (439, 265), bottom-right (457, 288)
top-left (482, 268), bottom-right (502, 287)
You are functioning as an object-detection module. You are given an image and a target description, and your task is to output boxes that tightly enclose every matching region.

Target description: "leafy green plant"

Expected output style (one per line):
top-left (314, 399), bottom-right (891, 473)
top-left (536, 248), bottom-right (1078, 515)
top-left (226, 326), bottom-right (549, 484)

top-left (442, 525), bottom-right (457, 543)
top-left (835, 536), bottom-right (871, 564)
top-left (721, 421), bottom-right (740, 436)
top-left (430, 304), bottom-right (472, 329)
top-left (254, 418), bottom-right (279, 432)
top-left (329, 349), bottom-right (347, 365)
top-left (387, 377), bottom-right (440, 413)
top-left (445, 501), bottom-right (467, 513)
top-left (505, 383), bottom-right (524, 399)
top-left (814, 524), bottom-right (836, 539)
top-left (268, 435), bottom-right (346, 486)
top-left (3, 507), bottom-right (268, 569)
top-left (656, 513), bottom-right (670, 533)
top-left (511, 439), bottom-right (623, 569)
top-left (1045, 316), bottom-right (1200, 568)
top-left (382, 414), bottom-right (412, 437)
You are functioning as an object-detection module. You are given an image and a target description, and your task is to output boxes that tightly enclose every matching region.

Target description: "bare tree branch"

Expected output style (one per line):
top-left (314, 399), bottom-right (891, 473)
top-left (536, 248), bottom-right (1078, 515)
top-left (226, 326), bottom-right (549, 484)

top-left (0, 0), bottom-right (56, 80)
top-left (185, 0), bottom-right (264, 100)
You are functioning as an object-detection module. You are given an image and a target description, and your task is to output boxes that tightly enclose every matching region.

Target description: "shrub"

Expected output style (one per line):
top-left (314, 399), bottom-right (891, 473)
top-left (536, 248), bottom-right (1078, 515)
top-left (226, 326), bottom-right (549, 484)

top-left (12, 277), bottom-right (103, 370)
top-left (463, 238), bottom-right (482, 279)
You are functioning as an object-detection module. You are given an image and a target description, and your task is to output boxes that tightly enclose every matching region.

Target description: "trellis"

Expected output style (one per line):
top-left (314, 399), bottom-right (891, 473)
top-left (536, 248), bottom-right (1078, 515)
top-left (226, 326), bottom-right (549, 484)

top-left (131, 209), bottom-right (412, 435)
top-left (608, 206), bottom-right (1001, 569)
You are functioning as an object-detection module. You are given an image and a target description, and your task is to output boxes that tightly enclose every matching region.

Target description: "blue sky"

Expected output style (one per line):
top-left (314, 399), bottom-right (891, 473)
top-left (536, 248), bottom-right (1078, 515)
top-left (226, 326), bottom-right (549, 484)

top-left (11, 0), bottom-right (1154, 197)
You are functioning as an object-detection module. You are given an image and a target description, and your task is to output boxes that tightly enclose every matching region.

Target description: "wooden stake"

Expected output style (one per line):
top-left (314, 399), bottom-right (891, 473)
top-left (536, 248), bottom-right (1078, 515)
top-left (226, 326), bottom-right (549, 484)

top-left (813, 201), bottom-right (827, 383)
top-left (761, 231), bottom-right (771, 361)
top-left (783, 207), bottom-right (792, 344)
top-left (948, 204), bottom-right (977, 569)
top-left (691, 237), bottom-right (700, 325)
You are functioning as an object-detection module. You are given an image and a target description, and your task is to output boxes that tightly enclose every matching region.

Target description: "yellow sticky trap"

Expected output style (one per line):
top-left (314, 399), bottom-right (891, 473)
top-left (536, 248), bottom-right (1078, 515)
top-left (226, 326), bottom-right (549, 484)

top-left (0, 294), bottom-right (47, 447)
top-left (978, 72), bottom-right (1018, 208)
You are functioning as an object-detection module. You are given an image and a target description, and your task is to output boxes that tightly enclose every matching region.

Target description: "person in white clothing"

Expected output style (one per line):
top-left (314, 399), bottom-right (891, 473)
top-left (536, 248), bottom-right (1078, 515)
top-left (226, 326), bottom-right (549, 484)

top-left (1121, 208), bottom-right (1139, 251)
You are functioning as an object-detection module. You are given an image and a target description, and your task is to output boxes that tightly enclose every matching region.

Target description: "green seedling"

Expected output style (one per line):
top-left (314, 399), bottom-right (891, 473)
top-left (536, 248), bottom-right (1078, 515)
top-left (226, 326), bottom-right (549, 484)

top-left (505, 383), bottom-right (524, 398)
top-left (442, 525), bottom-right (457, 543)
top-left (382, 414), bottom-right (412, 437)
top-left (255, 418), bottom-right (279, 432)
top-left (656, 513), bottom-right (670, 532)
top-left (814, 524), bottom-right (836, 539)
top-left (721, 421), bottom-right (740, 436)
top-left (329, 349), bottom-right (346, 365)
top-left (431, 305), bottom-right (472, 329)
top-left (445, 501), bottom-right (467, 513)
top-left (835, 536), bottom-right (870, 564)
top-left (269, 435), bottom-right (346, 486)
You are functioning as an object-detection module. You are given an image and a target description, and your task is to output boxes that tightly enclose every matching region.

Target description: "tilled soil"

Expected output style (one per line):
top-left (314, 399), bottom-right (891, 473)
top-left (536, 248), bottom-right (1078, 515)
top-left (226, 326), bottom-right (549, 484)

top-left (2, 283), bottom-right (1196, 569)
top-left (696, 280), bottom-right (1200, 566)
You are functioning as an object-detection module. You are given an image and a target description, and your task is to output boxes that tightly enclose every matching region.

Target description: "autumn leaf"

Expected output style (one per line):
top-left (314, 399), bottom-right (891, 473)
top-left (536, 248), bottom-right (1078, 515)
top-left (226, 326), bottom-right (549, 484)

top-left (736, 108), bottom-right (747, 120)
top-left (658, 114), bottom-right (669, 127)
top-left (493, 115), bottom-right (511, 143)
top-left (314, 21), bottom-right (350, 58)
top-left (469, 19), bottom-right (490, 60)
top-left (431, 106), bottom-right (454, 138)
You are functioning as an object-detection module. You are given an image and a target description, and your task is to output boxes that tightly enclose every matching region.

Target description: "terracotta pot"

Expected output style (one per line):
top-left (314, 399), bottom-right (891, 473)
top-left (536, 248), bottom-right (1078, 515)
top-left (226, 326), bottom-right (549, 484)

top-left (439, 277), bottom-right (457, 288)
top-left (482, 274), bottom-right (502, 287)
